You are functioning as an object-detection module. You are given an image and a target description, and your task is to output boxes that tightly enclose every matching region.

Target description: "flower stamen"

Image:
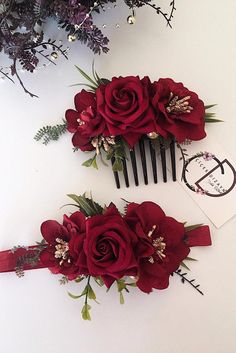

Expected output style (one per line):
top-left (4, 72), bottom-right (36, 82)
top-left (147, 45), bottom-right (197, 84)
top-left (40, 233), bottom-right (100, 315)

top-left (91, 135), bottom-right (116, 155)
top-left (153, 237), bottom-right (166, 259)
top-left (54, 238), bottom-right (70, 266)
top-left (166, 92), bottom-right (193, 114)
top-left (147, 225), bottom-right (156, 237)
top-left (76, 118), bottom-right (85, 126)
top-left (148, 235), bottom-right (166, 264)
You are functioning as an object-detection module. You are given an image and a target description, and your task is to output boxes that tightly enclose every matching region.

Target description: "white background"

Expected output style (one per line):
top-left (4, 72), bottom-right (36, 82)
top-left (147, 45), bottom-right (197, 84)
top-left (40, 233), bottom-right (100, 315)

top-left (0, 1), bottom-right (236, 352)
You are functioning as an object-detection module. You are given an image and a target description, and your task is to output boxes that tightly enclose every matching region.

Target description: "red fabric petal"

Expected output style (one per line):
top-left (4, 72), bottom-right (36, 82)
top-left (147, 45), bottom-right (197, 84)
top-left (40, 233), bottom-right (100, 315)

top-left (186, 225), bottom-right (212, 247)
top-left (133, 202), bottom-right (165, 233)
top-left (40, 248), bottom-right (57, 268)
top-left (159, 217), bottom-right (185, 247)
top-left (65, 109), bottom-right (80, 133)
top-left (71, 132), bottom-right (94, 151)
top-left (122, 132), bottom-right (142, 148)
top-left (164, 243), bottom-right (190, 273)
top-left (74, 90), bottom-right (96, 113)
top-left (103, 203), bottom-right (120, 217)
top-left (136, 261), bottom-right (169, 293)
top-left (63, 211), bottom-right (86, 233)
top-left (40, 220), bottom-right (65, 244)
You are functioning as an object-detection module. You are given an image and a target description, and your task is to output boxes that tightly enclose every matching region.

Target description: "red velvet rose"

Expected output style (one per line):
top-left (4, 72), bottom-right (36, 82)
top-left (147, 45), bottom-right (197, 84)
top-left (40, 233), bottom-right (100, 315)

top-left (152, 78), bottom-right (206, 142)
top-left (125, 202), bottom-right (190, 293)
top-left (96, 76), bottom-right (156, 147)
top-left (40, 211), bottom-right (87, 278)
top-left (83, 204), bottom-right (153, 288)
top-left (65, 90), bottom-right (107, 151)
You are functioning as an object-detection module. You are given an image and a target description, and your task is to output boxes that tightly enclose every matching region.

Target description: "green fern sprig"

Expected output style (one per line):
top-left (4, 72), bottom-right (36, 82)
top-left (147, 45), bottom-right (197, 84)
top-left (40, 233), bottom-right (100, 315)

top-left (34, 120), bottom-right (67, 145)
top-left (204, 105), bottom-right (223, 123)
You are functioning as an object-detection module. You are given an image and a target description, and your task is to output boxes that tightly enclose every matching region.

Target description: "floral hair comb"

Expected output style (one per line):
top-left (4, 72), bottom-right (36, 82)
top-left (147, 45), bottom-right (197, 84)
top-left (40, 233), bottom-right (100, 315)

top-left (0, 193), bottom-right (212, 320)
top-left (35, 66), bottom-right (220, 188)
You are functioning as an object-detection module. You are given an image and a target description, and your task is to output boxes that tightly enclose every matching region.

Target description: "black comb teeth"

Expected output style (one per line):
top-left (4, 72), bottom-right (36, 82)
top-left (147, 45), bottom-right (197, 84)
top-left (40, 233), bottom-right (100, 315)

top-left (112, 137), bottom-right (177, 188)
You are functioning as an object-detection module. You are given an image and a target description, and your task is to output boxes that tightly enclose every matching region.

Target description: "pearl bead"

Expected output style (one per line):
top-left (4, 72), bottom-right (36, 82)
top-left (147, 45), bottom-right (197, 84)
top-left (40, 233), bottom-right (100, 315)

top-left (147, 132), bottom-right (159, 139)
top-left (67, 34), bottom-right (77, 42)
top-left (127, 15), bottom-right (136, 25)
top-left (50, 52), bottom-right (58, 60)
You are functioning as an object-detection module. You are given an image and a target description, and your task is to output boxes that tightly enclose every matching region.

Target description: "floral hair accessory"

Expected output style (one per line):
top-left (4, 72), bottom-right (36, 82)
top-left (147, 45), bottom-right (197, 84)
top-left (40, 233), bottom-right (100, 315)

top-left (35, 66), bottom-right (221, 187)
top-left (0, 193), bottom-right (212, 320)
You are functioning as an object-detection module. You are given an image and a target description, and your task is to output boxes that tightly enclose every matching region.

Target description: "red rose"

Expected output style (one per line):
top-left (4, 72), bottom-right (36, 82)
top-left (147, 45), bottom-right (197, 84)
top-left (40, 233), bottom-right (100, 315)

top-left (40, 211), bottom-right (87, 279)
top-left (124, 202), bottom-right (190, 293)
top-left (96, 76), bottom-right (156, 147)
top-left (83, 204), bottom-right (152, 288)
top-left (65, 90), bottom-right (107, 151)
top-left (152, 78), bottom-right (206, 142)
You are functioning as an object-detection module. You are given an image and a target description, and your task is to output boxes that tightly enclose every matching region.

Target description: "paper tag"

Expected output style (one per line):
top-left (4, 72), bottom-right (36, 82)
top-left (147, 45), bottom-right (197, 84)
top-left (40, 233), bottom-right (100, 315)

top-left (175, 137), bottom-right (236, 228)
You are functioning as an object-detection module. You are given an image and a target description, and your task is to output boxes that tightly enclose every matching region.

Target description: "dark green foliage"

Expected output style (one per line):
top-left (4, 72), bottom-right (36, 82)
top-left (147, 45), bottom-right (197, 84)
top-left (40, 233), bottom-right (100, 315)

top-left (34, 121), bottom-right (67, 145)
top-left (174, 268), bottom-right (203, 295)
top-left (67, 193), bottom-right (104, 217)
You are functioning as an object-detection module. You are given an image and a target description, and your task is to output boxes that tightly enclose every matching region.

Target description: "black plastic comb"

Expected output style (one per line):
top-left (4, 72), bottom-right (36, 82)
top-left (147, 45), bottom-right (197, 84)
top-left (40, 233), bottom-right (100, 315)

top-left (111, 137), bottom-right (177, 188)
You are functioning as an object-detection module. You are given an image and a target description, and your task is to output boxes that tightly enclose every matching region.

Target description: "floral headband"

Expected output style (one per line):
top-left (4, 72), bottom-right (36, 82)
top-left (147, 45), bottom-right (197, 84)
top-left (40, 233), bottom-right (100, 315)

top-left (35, 66), bottom-right (220, 187)
top-left (0, 193), bottom-right (211, 320)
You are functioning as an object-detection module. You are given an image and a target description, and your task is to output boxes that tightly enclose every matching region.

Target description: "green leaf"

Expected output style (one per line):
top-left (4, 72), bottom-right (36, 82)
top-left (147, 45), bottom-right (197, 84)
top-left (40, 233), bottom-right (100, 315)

top-left (117, 279), bottom-right (126, 292)
top-left (82, 157), bottom-right (95, 168)
top-left (82, 155), bottom-right (98, 170)
top-left (80, 194), bottom-right (102, 216)
top-left (78, 196), bottom-right (97, 216)
top-left (205, 117), bottom-right (223, 123)
top-left (68, 288), bottom-right (87, 299)
top-left (112, 158), bottom-right (123, 172)
top-left (180, 261), bottom-right (190, 271)
top-left (75, 65), bottom-right (98, 87)
top-left (60, 203), bottom-right (81, 210)
top-left (205, 112), bottom-right (216, 117)
top-left (105, 149), bottom-right (114, 161)
top-left (126, 282), bottom-right (137, 287)
top-left (92, 60), bottom-right (100, 83)
top-left (185, 224), bottom-right (203, 232)
top-left (67, 194), bottom-right (82, 205)
top-left (119, 291), bottom-right (125, 305)
top-left (70, 83), bottom-right (97, 91)
top-left (185, 256), bottom-right (198, 262)
top-left (205, 104), bottom-right (217, 110)
top-left (90, 197), bottom-right (103, 215)
top-left (67, 193), bottom-right (104, 216)
top-left (100, 78), bottom-right (111, 85)
top-left (100, 153), bottom-right (109, 167)
top-left (81, 303), bottom-right (91, 321)
top-left (87, 284), bottom-right (96, 300)
top-left (92, 157), bottom-right (98, 170)
top-left (94, 277), bottom-right (104, 287)
top-left (75, 276), bottom-right (85, 283)
top-left (34, 121), bottom-right (67, 145)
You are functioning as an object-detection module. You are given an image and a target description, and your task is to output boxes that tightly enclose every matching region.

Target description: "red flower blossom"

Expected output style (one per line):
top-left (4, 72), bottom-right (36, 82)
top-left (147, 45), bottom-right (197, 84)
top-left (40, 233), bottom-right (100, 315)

top-left (40, 211), bottom-right (87, 278)
top-left (83, 204), bottom-right (153, 288)
top-left (65, 90), bottom-right (107, 151)
top-left (152, 78), bottom-right (206, 142)
top-left (96, 76), bottom-right (156, 147)
top-left (125, 202), bottom-right (190, 293)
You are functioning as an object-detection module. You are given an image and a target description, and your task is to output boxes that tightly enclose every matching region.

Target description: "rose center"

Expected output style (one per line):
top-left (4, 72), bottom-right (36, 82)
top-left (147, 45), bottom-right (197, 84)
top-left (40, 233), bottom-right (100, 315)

top-left (98, 242), bottom-right (108, 254)
top-left (54, 238), bottom-right (71, 266)
top-left (166, 92), bottom-right (193, 114)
